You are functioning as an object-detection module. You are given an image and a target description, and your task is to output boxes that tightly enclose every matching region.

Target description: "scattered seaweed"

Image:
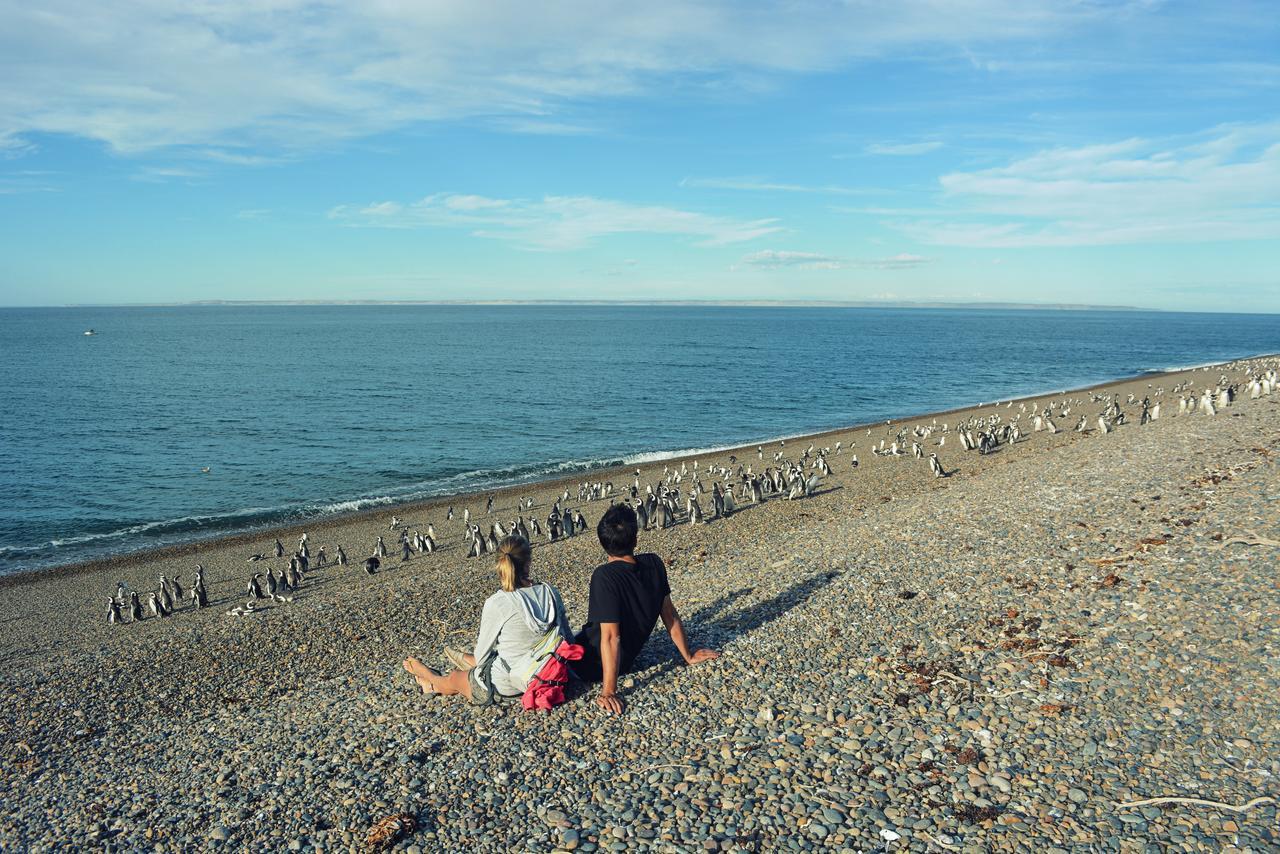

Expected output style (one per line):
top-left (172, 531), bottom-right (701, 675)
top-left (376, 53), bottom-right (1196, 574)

top-left (366, 813), bottom-right (417, 852)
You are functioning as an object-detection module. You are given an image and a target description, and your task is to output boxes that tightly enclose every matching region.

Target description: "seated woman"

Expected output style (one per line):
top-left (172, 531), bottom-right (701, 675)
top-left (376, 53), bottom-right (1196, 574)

top-left (404, 535), bottom-right (571, 704)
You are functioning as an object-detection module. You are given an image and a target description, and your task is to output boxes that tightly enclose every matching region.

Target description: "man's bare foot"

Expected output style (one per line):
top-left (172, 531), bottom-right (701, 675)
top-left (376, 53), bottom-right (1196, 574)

top-left (403, 657), bottom-right (440, 695)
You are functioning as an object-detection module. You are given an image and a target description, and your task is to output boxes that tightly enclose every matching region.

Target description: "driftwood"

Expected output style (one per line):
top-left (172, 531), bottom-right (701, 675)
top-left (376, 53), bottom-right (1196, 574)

top-left (1212, 531), bottom-right (1280, 550)
top-left (1114, 794), bottom-right (1275, 813)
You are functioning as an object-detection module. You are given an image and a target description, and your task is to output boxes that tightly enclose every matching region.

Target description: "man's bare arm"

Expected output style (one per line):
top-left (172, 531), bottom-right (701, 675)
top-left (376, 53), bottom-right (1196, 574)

top-left (597, 622), bottom-right (624, 714)
top-left (660, 595), bottom-right (720, 665)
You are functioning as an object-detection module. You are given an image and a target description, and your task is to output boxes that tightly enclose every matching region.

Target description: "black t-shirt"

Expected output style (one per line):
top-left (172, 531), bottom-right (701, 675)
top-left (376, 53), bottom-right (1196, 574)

top-left (572, 553), bottom-right (672, 682)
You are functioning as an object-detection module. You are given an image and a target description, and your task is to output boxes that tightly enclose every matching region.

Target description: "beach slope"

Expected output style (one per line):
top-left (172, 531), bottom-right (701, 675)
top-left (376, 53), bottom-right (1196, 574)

top-left (1, 358), bottom-right (1278, 851)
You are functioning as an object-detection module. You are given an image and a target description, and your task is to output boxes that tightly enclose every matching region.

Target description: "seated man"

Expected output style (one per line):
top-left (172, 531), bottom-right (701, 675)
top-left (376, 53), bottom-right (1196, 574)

top-left (572, 503), bottom-right (719, 714)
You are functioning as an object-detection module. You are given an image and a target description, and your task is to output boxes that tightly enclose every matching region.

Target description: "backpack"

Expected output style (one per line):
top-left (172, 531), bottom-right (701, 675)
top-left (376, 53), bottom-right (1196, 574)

top-left (521, 640), bottom-right (584, 711)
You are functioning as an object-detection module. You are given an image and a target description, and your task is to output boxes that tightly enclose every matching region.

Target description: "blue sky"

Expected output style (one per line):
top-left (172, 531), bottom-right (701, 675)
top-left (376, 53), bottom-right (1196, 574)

top-left (1, 1), bottom-right (1277, 310)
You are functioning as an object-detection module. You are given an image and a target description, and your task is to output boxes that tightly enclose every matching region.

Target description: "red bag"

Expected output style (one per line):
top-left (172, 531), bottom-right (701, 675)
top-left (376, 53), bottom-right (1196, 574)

top-left (522, 640), bottom-right (584, 711)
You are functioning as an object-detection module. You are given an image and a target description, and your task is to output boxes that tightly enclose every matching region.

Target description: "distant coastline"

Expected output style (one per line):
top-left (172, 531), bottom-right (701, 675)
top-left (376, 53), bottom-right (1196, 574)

top-left (50, 299), bottom-right (1151, 311)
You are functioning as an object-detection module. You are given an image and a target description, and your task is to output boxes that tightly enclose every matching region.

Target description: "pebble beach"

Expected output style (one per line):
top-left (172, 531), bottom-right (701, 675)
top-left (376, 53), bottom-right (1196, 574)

top-left (1, 357), bottom-right (1278, 853)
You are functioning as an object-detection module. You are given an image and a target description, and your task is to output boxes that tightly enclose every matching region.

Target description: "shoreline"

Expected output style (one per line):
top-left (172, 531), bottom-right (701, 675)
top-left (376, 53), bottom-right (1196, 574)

top-left (5, 354), bottom-right (1271, 590)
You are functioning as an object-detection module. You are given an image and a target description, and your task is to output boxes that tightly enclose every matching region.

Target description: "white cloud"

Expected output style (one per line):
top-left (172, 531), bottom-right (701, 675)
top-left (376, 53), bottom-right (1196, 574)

top-left (741, 250), bottom-right (845, 269)
top-left (866, 141), bottom-right (944, 156)
top-left (680, 176), bottom-right (872, 195)
top-left (0, 1), bottom-right (1122, 154)
top-left (330, 192), bottom-right (782, 250)
top-left (897, 122), bottom-right (1280, 246)
top-left (741, 249), bottom-right (930, 270)
top-left (130, 165), bottom-right (203, 182)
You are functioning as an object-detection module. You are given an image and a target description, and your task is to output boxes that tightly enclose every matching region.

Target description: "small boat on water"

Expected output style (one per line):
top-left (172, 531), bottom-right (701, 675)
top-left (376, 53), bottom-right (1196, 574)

top-left (83, 329), bottom-right (96, 336)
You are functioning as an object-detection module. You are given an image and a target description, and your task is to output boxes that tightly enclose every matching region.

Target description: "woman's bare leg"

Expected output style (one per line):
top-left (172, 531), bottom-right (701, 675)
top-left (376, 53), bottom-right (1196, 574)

top-left (403, 657), bottom-right (473, 699)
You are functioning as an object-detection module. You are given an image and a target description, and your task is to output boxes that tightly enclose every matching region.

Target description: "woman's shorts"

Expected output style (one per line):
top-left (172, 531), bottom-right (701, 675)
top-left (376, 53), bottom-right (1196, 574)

top-left (467, 652), bottom-right (522, 706)
top-left (468, 660), bottom-right (496, 706)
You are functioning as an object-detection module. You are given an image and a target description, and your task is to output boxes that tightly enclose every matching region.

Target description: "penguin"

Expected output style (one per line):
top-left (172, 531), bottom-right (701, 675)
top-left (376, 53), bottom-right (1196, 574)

top-left (107, 597), bottom-right (123, 624)
top-left (336, 545), bottom-right (348, 566)
top-left (635, 500), bottom-right (650, 531)
top-left (157, 582), bottom-right (173, 613)
top-left (363, 556), bottom-right (380, 575)
top-left (274, 538), bottom-right (285, 558)
top-left (486, 531), bottom-right (499, 553)
top-left (688, 496), bottom-right (704, 524)
top-left (265, 567), bottom-right (278, 597)
top-left (573, 509), bottom-right (587, 534)
top-left (464, 508), bottom-right (471, 524)
top-left (170, 575), bottom-right (185, 604)
top-left (531, 518), bottom-right (543, 538)
top-left (928, 453), bottom-right (946, 478)
top-left (374, 536), bottom-right (387, 558)
top-left (712, 484), bottom-right (725, 519)
top-left (486, 495), bottom-right (495, 515)
top-left (468, 534), bottom-right (484, 557)
top-left (722, 486), bottom-right (736, 516)
top-left (401, 539), bottom-right (412, 562)
top-left (192, 578), bottom-right (208, 609)
top-left (804, 473), bottom-right (821, 497)
top-left (129, 591), bottom-right (143, 622)
top-left (1200, 390), bottom-right (1216, 416)
top-left (447, 506), bottom-right (454, 521)
top-left (562, 508), bottom-right (574, 538)
top-left (246, 553), bottom-right (266, 563)
top-left (116, 580), bottom-right (128, 602)
top-left (148, 591), bottom-right (168, 618)
top-left (316, 546), bottom-right (327, 567)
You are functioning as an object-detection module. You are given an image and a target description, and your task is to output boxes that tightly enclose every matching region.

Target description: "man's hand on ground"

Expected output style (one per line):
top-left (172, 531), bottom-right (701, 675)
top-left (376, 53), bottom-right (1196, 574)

top-left (686, 648), bottom-right (720, 665)
top-left (597, 691), bottom-right (625, 715)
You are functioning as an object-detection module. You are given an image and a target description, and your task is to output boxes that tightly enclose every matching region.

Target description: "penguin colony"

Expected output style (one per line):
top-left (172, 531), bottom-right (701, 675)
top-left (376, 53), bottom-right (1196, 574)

top-left (105, 360), bottom-right (1278, 624)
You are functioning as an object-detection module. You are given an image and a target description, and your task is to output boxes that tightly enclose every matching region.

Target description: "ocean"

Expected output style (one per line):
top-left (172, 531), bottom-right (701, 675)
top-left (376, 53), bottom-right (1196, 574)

top-left (1, 304), bottom-right (1276, 575)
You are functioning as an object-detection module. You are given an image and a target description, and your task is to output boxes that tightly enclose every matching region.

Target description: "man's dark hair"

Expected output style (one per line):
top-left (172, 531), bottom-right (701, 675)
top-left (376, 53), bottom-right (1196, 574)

top-left (597, 504), bottom-right (639, 557)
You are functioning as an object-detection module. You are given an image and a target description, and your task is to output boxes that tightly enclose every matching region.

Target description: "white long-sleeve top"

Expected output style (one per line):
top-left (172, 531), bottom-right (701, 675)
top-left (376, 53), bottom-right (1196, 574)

top-left (473, 582), bottom-right (572, 696)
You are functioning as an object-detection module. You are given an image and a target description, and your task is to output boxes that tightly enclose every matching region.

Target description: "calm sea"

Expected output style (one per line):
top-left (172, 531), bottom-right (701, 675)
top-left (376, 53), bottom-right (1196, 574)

top-left (1, 305), bottom-right (1276, 575)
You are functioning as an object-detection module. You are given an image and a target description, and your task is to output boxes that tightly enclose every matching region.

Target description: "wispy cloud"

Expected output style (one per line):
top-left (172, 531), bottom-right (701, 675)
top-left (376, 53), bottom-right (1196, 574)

top-left (487, 118), bottom-right (599, 136)
top-left (741, 250), bottom-right (845, 269)
top-left (866, 141), bottom-right (944, 156)
top-left (130, 166), bottom-right (204, 183)
top-left (896, 122), bottom-right (1280, 247)
top-left (0, 2), bottom-right (1134, 154)
top-left (330, 193), bottom-right (782, 250)
top-left (740, 249), bottom-right (930, 270)
top-left (680, 176), bottom-right (873, 195)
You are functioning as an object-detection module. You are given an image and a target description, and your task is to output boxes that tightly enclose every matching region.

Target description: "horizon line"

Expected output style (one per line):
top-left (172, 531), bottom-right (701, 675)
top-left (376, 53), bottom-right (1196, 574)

top-left (6, 298), bottom-right (1165, 312)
